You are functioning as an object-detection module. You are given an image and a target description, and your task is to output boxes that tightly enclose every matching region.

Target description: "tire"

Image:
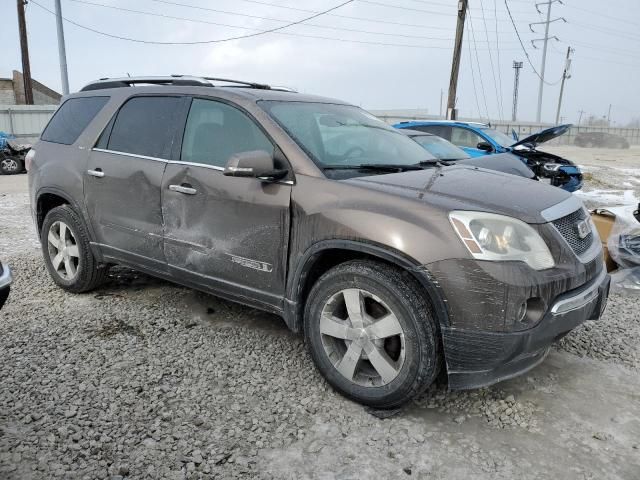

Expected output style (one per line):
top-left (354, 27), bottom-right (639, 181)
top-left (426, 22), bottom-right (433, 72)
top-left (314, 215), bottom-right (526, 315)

top-left (0, 156), bottom-right (23, 175)
top-left (40, 205), bottom-right (107, 293)
top-left (304, 260), bottom-right (440, 409)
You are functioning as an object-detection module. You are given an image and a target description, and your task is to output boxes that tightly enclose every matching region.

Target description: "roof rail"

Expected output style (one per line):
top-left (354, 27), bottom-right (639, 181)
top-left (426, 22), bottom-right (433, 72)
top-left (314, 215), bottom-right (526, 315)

top-left (79, 75), bottom-right (275, 92)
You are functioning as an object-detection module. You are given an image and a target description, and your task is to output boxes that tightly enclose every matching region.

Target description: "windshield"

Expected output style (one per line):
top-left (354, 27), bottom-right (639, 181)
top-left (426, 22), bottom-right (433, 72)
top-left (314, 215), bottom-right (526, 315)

top-left (480, 128), bottom-right (515, 147)
top-left (260, 101), bottom-right (435, 167)
top-left (410, 135), bottom-right (470, 160)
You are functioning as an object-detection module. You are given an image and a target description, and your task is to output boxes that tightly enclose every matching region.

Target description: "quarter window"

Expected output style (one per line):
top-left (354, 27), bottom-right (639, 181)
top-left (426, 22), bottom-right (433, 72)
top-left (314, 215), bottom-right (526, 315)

top-left (41, 96), bottom-right (109, 145)
top-left (451, 127), bottom-right (484, 148)
top-left (181, 98), bottom-right (273, 168)
top-left (107, 96), bottom-right (182, 159)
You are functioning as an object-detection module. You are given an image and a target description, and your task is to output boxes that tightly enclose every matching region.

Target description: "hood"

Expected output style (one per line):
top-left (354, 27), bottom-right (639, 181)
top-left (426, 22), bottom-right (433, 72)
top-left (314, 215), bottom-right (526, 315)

top-left (343, 165), bottom-right (571, 224)
top-left (455, 153), bottom-right (535, 179)
top-left (511, 124), bottom-right (571, 148)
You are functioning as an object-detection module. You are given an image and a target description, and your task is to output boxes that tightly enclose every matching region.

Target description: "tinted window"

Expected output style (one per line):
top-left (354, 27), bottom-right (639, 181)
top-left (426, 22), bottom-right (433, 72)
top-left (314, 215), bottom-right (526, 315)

top-left (181, 98), bottom-right (273, 167)
top-left (107, 96), bottom-right (182, 159)
top-left (451, 127), bottom-right (484, 148)
top-left (412, 125), bottom-right (452, 141)
top-left (41, 96), bottom-right (109, 145)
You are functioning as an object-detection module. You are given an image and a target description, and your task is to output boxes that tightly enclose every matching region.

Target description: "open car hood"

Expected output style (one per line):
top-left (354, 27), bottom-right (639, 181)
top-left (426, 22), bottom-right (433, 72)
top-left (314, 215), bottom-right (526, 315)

top-left (511, 124), bottom-right (571, 148)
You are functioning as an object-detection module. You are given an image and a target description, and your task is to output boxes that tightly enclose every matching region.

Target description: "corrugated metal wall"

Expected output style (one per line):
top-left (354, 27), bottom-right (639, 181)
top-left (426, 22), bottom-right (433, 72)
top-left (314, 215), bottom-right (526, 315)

top-left (0, 105), bottom-right (57, 143)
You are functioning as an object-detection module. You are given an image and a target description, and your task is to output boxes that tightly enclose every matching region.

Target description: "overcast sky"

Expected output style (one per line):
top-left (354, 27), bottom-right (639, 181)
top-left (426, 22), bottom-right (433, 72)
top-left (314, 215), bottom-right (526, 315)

top-left (1, 0), bottom-right (638, 125)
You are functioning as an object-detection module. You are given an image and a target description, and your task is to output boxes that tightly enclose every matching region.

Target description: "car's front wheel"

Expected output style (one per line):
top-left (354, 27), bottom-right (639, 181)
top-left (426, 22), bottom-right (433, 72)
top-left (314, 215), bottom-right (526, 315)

top-left (41, 205), bottom-right (107, 293)
top-left (304, 260), bottom-right (440, 409)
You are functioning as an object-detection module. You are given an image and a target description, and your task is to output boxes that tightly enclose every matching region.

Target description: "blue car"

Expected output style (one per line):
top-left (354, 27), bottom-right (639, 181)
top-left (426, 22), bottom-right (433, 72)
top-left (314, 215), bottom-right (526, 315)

top-left (394, 121), bottom-right (583, 192)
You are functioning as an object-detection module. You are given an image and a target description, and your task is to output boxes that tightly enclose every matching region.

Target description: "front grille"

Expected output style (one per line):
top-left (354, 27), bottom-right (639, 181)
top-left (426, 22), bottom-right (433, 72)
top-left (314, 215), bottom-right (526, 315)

top-left (552, 208), bottom-right (594, 256)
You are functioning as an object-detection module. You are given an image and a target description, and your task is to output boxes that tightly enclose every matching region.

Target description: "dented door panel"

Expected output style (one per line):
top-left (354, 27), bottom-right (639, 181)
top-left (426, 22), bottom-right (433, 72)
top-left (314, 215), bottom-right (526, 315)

top-left (84, 149), bottom-right (167, 269)
top-left (162, 163), bottom-right (291, 309)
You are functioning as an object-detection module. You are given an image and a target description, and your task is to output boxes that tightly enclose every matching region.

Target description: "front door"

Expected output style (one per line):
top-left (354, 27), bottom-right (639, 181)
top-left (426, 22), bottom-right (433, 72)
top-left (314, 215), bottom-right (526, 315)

top-left (84, 95), bottom-right (185, 271)
top-left (451, 126), bottom-right (489, 157)
top-left (161, 97), bottom-right (292, 309)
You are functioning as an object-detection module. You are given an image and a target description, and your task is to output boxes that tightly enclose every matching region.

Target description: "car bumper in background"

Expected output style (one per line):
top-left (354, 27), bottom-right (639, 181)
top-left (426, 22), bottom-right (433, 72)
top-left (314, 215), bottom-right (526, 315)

top-left (443, 268), bottom-right (610, 390)
top-left (0, 265), bottom-right (12, 289)
top-left (0, 264), bottom-right (12, 310)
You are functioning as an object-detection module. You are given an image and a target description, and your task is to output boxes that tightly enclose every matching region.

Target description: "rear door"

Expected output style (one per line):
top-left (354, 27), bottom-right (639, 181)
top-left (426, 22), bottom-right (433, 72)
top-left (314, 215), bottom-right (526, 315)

top-left (85, 95), bottom-right (186, 271)
top-left (161, 97), bottom-right (292, 309)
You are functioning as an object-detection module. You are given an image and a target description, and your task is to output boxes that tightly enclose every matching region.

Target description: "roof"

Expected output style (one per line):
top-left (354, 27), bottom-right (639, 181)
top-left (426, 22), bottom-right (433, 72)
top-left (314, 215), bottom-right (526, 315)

top-left (395, 120), bottom-right (490, 128)
top-left (76, 75), bottom-right (349, 105)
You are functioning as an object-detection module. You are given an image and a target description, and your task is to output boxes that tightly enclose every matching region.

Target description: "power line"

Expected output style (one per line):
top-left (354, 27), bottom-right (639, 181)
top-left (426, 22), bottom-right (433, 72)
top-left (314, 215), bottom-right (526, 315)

top-left (503, 0), bottom-right (562, 86)
top-left (35, 0), bottom-right (525, 50)
top-left (29, 0), bottom-right (355, 45)
top-left (69, 0), bottom-right (458, 42)
top-left (466, 7), bottom-right (490, 121)
top-left (493, 0), bottom-right (505, 121)
top-left (466, 27), bottom-right (484, 121)
top-left (477, 0), bottom-right (503, 122)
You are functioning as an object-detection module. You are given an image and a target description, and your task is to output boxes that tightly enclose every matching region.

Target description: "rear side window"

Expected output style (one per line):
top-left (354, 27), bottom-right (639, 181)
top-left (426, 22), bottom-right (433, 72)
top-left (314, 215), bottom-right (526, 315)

top-left (41, 96), bottom-right (109, 145)
top-left (412, 125), bottom-right (452, 141)
top-left (107, 96), bottom-right (182, 159)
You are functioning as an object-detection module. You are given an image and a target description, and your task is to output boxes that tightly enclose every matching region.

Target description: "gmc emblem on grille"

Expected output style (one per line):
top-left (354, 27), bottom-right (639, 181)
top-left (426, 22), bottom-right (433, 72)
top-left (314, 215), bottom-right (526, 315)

top-left (575, 219), bottom-right (591, 239)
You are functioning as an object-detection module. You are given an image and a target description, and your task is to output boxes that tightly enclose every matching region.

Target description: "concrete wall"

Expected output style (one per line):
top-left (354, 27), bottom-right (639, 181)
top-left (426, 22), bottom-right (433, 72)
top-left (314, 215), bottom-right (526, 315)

top-left (0, 80), bottom-right (17, 105)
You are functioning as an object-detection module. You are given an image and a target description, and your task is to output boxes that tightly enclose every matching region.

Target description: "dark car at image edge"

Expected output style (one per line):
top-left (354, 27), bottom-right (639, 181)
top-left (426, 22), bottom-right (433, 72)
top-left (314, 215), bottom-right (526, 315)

top-left (28, 76), bottom-right (609, 408)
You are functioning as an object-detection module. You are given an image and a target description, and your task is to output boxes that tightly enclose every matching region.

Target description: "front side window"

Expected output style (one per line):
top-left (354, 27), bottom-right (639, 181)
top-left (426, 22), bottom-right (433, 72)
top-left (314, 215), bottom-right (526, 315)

top-left (480, 128), bottom-right (515, 148)
top-left (181, 98), bottom-right (273, 168)
top-left (261, 102), bottom-right (431, 167)
top-left (41, 96), bottom-right (109, 145)
top-left (107, 96), bottom-right (182, 159)
top-left (451, 127), bottom-right (485, 149)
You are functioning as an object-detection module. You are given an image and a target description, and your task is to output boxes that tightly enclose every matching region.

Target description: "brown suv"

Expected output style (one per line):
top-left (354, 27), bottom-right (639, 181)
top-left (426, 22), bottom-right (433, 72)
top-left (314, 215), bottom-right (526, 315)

top-left (28, 76), bottom-right (609, 408)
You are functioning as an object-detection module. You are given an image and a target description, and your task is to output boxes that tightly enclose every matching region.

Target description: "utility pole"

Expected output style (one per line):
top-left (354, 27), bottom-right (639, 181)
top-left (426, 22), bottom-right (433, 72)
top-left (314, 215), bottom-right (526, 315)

top-left (555, 46), bottom-right (573, 125)
top-left (512, 61), bottom-right (523, 121)
top-left (607, 104), bottom-right (612, 126)
top-left (446, 0), bottom-right (468, 120)
top-left (55, 0), bottom-right (70, 95)
top-left (530, 0), bottom-right (566, 123)
top-left (16, 0), bottom-right (34, 105)
top-left (577, 109), bottom-right (585, 126)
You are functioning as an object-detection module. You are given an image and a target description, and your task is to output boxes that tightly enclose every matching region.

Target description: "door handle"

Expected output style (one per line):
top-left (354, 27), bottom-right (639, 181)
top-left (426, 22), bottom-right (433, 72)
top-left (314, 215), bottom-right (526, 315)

top-left (87, 168), bottom-right (105, 178)
top-left (169, 184), bottom-right (197, 195)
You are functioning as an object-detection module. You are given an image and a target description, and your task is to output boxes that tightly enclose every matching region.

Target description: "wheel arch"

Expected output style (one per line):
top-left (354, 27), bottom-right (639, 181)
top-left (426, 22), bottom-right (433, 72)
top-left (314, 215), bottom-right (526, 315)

top-left (284, 239), bottom-right (450, 334)
top-left (35, 188), bottom-right (99, 258)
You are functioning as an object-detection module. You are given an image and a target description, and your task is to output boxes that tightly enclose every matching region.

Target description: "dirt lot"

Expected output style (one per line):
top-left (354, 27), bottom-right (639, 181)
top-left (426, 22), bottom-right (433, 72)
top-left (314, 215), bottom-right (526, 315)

top-left (1, 148), bottom-right (639, 480)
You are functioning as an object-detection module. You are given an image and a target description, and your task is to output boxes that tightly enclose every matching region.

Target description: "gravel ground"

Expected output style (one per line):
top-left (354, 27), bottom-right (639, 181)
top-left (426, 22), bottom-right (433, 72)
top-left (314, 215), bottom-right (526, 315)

top-left (1, 170), bottom-right (640, 479)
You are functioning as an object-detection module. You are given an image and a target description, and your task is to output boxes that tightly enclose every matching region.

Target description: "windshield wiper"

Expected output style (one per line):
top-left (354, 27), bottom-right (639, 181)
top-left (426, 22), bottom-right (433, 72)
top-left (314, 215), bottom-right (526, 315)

top-left (322, 164), bottom-right (425, 172)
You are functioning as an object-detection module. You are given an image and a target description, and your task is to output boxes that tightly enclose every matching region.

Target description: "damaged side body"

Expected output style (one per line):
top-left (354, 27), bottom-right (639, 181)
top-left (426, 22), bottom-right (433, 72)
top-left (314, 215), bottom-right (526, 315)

top-left (30, 83), bottom-right (608, 403)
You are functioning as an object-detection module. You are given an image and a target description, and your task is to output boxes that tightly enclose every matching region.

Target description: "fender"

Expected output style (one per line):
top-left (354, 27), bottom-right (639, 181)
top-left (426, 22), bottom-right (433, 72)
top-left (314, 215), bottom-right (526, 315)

top-left (35, 186), bottom-right (104, 262)
top-left (283, 238), bottom-right (450, 333)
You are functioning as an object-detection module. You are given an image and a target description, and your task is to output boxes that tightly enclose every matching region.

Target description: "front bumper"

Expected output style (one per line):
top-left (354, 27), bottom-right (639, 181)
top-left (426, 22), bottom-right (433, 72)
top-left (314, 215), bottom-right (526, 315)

top-left (443, 267), bottom-right (610, 390)
top-left (0, 264), bottom-right (12, 289)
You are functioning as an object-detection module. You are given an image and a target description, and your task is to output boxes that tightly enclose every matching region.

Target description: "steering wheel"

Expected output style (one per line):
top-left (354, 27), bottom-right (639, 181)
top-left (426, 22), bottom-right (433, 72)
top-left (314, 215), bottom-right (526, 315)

top-left (338, 146), bottom-right (365, 162)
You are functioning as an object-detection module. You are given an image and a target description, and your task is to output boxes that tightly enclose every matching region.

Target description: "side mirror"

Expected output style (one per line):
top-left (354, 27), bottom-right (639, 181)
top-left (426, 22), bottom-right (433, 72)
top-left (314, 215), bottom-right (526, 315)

top-left (476, 141), bottom-right (494, 152)
top-left (223, 150), bottom-right (288, 181)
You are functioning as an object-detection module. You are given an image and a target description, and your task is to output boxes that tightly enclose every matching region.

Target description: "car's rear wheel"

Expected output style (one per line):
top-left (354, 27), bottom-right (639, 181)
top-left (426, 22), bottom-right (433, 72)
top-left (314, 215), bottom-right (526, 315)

top-left (41, 205), bottom-right (107, 292)
top-left (304, 260), bottom-right (440, 409)
top-left (0, 157), bottom-right (23, 175)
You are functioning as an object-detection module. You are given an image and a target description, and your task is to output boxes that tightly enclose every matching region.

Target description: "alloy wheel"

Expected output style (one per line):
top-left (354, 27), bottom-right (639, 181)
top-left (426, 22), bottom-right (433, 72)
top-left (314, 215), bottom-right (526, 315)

top-left (320, 288), bottom-right (406, 387)
top-left (47, 221), bottom-right (80, 280)
top-left (1, 158), bottom-right (19, 172)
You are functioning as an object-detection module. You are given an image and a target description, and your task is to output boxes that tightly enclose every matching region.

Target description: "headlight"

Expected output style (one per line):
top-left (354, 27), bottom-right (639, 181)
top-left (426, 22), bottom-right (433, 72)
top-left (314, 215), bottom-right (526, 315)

top-left (449, 211), bottom-right (555, 270)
